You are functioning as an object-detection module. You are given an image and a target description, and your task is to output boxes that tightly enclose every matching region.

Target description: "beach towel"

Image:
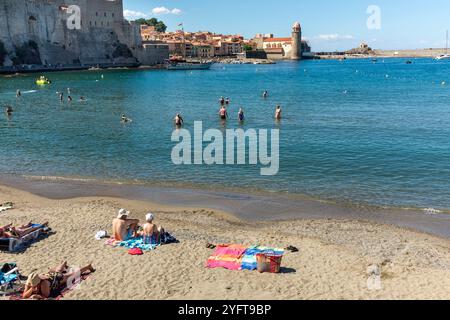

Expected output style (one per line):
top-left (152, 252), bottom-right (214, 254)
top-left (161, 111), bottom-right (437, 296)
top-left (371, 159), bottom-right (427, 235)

top-left (0, 223), bottom-right (51, 252)
top-left (241, 246), bottom-right (285, 271)
top-left (105, 236), bottom-right (160, 251)
top-left (206, 244), bottom-right (248, 270)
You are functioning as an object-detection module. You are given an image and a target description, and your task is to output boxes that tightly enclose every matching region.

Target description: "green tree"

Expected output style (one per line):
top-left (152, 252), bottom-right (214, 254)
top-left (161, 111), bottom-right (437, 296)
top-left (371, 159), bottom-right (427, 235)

top-left (243, 44), bottom-right (253, 51)
top-left (134, 18), bottom-right (167, 33)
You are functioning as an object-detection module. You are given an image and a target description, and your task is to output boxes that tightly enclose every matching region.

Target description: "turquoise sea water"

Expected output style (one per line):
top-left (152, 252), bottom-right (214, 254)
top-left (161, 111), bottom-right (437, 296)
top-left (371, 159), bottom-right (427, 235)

top-left (1, 58), bottom-right (450, 210)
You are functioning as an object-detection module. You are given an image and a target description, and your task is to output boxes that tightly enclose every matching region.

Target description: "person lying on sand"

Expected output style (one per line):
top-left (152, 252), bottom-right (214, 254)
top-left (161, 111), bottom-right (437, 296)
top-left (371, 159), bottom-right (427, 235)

top-left (142, 213), bottom-right (165, 244)
top-left (112, 209), bottom-right (139, 241)
top-left (0, 222), bottom-right (49, 239)
top-left (23, 261), bottom-right (95, 300)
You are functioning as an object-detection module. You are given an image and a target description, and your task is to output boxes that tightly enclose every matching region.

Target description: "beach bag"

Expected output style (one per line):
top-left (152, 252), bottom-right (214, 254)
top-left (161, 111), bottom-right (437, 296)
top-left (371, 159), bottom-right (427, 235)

top-left (256, 253), bottom-right (283, 274)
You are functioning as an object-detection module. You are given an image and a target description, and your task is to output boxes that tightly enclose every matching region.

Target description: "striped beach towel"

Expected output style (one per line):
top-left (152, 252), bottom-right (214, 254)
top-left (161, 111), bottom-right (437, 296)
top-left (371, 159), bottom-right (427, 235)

top-left (241, 246), bottom-right (285, 271)
top-left (206, 244), bottom-right (248, 270)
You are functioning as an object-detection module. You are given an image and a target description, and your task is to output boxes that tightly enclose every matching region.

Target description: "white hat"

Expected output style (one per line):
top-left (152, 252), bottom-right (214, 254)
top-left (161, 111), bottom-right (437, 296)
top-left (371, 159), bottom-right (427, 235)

top-left (117, 209), bottom-right (129, 219)
top-left (146, 213), bottom-right (154, 222)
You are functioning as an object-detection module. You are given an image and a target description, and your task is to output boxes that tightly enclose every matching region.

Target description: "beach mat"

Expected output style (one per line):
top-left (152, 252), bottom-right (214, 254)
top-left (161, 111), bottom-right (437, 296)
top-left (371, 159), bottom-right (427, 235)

top-left (206, 244), bottom-right (248, 270)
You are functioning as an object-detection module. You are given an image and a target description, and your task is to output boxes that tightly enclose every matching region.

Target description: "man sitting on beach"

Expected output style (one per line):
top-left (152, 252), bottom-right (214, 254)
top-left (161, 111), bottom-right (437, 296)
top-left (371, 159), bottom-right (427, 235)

top-left (112, 209), bottom-right (139, 241)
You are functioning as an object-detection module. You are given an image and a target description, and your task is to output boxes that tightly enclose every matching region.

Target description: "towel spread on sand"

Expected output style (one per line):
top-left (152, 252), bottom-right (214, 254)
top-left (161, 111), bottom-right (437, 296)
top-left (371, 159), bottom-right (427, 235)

top-left (241, 246), bottom-right (285, 271)
top-left (206, 244), bottom-right (248, 270)
top-left (105, 236), bottom-right (160, 251)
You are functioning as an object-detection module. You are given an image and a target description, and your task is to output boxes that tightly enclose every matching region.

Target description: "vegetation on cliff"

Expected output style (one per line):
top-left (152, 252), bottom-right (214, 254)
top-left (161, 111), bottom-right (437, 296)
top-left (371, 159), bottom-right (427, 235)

top-left (134, 18), bottom-right (167, 33)
top-left (12, 40), bottom-right (41, 65)
top-left (0, 40), bottom-right (6, 66)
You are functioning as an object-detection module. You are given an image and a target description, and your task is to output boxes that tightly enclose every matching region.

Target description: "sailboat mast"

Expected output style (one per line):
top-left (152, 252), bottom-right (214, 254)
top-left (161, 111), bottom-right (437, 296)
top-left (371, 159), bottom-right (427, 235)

top-left (446, 30), bottom-right (448, 54)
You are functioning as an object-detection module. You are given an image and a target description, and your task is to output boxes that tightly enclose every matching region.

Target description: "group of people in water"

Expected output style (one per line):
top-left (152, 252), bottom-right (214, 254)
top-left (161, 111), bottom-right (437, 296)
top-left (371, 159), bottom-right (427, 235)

top-left (172, 91), bottom-right (281, 127)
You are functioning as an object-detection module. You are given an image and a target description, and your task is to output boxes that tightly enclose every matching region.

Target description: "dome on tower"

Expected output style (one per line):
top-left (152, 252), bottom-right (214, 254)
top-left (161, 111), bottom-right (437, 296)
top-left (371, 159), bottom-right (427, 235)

top-left (292, 22), bottom-right (301, 30)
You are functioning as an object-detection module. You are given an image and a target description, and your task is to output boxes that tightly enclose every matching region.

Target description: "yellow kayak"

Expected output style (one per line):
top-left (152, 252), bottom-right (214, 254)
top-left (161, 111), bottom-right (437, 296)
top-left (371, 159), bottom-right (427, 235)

top-left (36, 78), bottom-right (51, 85)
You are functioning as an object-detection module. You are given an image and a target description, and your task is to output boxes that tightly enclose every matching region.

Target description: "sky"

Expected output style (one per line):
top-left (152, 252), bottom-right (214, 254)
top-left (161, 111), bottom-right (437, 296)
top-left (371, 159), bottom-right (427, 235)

top-left (123, 0), bottom-right (450, 51)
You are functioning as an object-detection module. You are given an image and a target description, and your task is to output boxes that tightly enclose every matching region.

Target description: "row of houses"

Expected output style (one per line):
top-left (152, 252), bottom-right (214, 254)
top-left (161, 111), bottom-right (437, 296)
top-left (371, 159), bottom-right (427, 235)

top-left (141, 26), bottom-right (247, 58)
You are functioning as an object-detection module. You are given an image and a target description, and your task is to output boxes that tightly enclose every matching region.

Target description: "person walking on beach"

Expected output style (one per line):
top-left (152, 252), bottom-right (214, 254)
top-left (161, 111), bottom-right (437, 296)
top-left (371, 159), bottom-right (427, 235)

top-left (238, 108), bottom-right (245, 122)
top-left (174, 113), bottom-right (184, 127)
top-left (275, 105), bottom-right (282, 120)
top-left (219, 106), bottom-right (228, 120)
top-left (112, 209), bottom-right (140, 241)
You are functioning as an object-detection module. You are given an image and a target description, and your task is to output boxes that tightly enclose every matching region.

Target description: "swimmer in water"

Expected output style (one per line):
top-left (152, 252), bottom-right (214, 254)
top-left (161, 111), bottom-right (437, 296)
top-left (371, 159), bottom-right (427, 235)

top-left (79, 96), bottom-right (86, 102)
top-left (219, 96), bottom-right (225, 106)
top-left (67, 88), bottom-right (71, 95)
top-left (219, 106), bottom-right (228, 120)
top-left (67, 95), bottom-right (73, 102)
top-left (121, 114), bottom-right (132, 123)
top-left (275, 105), bottom-right (282, 120)
top-left (59, 92), bottom-right (64, 102)
top-left (225, 98), bottom-right (230, 105)
top-left (238, 108), bottom-right (245, 122)
top-left (5, 106), bottom-right (13, 116)
top-left (174, 113), bottom-right (184, 127)
top-left (16, 90), bottom-right (21, 98)
top-left (263, 91), bottom-right (268, 98)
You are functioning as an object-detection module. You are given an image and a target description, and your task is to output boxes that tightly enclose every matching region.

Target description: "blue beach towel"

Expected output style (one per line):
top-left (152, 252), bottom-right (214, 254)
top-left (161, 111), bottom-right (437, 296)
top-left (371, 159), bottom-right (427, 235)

top-left (241, 246), bottom-right (285, 271)
top-left (118, 236), bottom-right (160, 251)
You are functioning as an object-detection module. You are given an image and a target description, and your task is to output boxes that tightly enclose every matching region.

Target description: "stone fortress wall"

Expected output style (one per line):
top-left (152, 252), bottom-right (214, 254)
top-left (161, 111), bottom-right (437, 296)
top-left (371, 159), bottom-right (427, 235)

top-left (0, 0), bottom-right (168, 67)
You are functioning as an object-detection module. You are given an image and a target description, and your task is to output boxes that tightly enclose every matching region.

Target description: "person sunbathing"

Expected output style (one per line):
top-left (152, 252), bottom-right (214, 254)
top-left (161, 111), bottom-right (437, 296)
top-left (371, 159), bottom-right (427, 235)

top-left (112, 209), bottom-right (139, 241)
top-left (142, 213), bottom-right (164, 244)
top-left (23, 261), bottom-right (95, 300)
top-left (0, 222), bottom-right (48, 238)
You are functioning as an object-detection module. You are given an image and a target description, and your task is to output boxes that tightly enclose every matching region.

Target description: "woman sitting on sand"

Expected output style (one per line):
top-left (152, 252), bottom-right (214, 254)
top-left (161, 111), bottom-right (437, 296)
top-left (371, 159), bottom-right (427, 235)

top-left (142, 213), bottom-right (164, 244)
top-left (23, 261), bottom-right (95, 300)
top-left (0, 222), bottom-right (48, 239)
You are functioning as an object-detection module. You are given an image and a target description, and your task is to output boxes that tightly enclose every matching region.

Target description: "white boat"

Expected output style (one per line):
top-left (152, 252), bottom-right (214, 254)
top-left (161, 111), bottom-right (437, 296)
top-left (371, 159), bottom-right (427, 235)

top-left (166, 59), bottom-right (212, 70)
top-left (435, 31), bottom-right (450, 60)
top-left (435, 54), bottom-right (450, 60)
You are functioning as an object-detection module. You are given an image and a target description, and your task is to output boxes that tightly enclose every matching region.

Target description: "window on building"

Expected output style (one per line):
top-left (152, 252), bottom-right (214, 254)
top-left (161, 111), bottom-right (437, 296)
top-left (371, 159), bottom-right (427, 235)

top-left (96, 12), bottom-right (98, 16)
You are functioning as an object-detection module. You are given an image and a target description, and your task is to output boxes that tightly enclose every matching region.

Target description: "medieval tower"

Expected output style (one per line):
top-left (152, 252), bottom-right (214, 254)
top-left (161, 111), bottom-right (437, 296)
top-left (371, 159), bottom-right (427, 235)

top-left (291, 21), bottom-right (302, 60)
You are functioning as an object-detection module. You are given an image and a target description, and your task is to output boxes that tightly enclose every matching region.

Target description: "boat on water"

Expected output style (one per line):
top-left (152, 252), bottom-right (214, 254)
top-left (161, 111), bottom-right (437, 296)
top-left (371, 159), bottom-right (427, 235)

top-left (35, 76), bottom-right (51, 85)
top-left (165, 58), bottom-right (213, 70)
top-left (435, 31), bottom-right (450, 60)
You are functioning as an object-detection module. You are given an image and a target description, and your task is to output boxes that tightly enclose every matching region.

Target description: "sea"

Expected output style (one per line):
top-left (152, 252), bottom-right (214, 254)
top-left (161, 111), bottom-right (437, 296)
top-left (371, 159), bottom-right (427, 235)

top-left (1, 58), bottom-right (450, 212)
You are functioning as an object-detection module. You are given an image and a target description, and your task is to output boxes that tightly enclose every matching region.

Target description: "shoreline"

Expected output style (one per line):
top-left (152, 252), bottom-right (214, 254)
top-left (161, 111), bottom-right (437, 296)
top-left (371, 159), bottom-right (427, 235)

top-left (1, 174), bottom-right (449, 239)
top-left (1, 183), bottom-right (450, 299)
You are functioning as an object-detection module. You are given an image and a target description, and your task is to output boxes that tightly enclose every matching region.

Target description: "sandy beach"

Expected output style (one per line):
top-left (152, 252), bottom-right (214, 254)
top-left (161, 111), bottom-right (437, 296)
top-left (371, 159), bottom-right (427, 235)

top-left (1, 184), bottom-right (449, 300)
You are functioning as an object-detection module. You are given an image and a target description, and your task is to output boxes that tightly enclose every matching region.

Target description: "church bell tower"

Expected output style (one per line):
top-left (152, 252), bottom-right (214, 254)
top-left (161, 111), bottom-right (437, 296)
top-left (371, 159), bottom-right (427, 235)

top-left (291, 21), bottom-right (302, 60)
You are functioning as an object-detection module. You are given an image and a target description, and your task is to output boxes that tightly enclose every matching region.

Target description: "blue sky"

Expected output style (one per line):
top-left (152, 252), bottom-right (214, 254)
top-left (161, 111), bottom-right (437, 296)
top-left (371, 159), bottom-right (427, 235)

top-left (123, 0), bottom-right (450, 51)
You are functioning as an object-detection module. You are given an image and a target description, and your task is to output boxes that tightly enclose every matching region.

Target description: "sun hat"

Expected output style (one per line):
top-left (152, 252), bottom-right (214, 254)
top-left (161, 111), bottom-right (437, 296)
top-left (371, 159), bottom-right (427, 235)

top-left (146, 213), bottom-right (154, 222)
top-left (26, 272), bottom-right (42, 287)
top-left (117, 209), bottom-right (129, 219)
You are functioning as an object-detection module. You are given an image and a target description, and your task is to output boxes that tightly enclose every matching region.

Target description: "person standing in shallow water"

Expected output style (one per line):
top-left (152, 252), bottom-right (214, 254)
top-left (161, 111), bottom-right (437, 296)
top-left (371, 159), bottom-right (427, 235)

top-left (59, 92), bottom-right (64, 102)
top-left (174, 113), bottom-right (184, 127)
top-left (16, 90), bottom-right (21, 98)
top-left (238, 108), bottom-right (245, 122)
top-left (219, 105), bottom-right (228, 120)
top-left (5, 106), bottom-right (13, 116)
top-left (275, 105), bottom-right (282, 120)
top-left (263, 91), bottom-right (268, 99)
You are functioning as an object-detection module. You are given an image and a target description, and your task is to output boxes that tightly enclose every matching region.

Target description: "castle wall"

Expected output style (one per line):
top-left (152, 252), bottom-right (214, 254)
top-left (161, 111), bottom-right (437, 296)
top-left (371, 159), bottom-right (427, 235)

top-left (0, 0), bottom-right (165, 67)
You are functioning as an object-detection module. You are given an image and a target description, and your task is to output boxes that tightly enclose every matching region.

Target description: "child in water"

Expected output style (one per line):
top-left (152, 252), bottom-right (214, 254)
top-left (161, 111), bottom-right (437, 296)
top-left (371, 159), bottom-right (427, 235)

top-left (238, 108), bottom-right (245, 122)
